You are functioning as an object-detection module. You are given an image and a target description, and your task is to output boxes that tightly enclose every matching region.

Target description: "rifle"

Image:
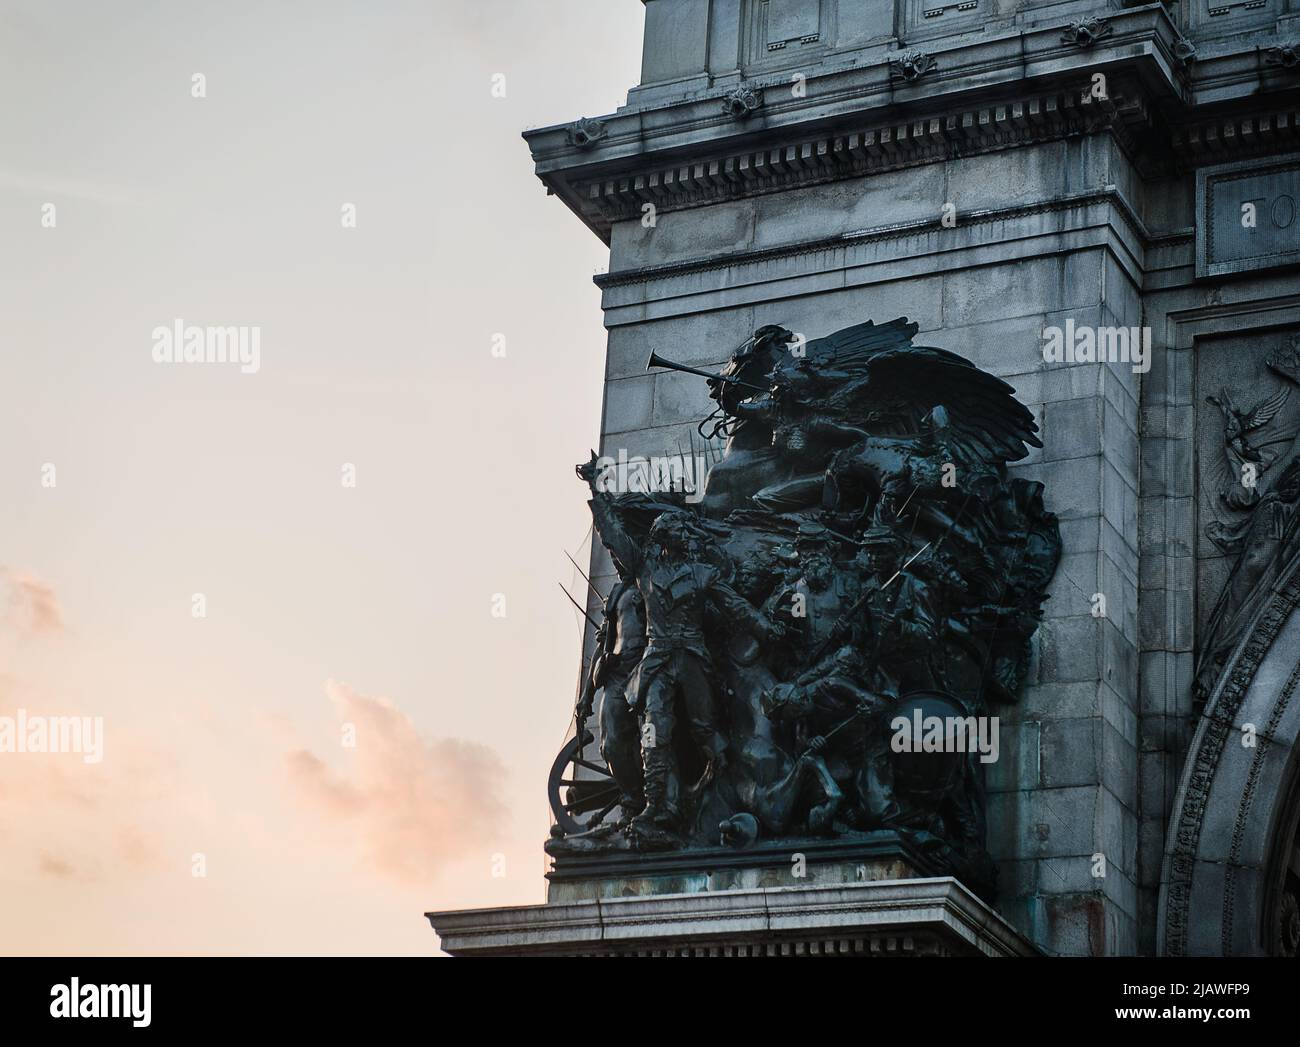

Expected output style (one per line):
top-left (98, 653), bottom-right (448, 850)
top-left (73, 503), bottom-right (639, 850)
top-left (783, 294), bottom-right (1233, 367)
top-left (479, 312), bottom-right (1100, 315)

top-left (560, 582), bottom-right (603, 731)
top-left (558, 582), bottom-right (600, 631)
top-left (802, 540), bottom-right (933, 670)
top-left (801, 586), bottom-right (875, 673)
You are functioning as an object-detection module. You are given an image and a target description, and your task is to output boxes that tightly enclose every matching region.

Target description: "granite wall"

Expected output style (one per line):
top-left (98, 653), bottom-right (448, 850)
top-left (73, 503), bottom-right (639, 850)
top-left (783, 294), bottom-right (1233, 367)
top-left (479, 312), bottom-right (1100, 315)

top-left (529, 0), bottom-right (1300, 955)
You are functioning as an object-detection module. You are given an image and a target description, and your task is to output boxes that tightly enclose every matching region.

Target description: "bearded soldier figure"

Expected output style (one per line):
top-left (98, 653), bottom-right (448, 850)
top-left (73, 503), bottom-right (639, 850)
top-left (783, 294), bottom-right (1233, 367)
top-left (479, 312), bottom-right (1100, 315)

top-left (577, 456), bottom-right (784, 849)
top-left (592, 556), bottom-right (647, 816)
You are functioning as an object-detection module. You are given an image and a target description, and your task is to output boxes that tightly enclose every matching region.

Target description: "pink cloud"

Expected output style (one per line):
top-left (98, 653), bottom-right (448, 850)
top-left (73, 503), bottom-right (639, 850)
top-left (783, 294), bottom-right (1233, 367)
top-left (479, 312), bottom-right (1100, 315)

top-left (0, 567), bottom-right (64, 634)
top-left (0, 727), bottom-right (177, 884)
top-left (287, 680), bottom-right (509, 886)
top-left (38, 852), bottom-right (78, 879)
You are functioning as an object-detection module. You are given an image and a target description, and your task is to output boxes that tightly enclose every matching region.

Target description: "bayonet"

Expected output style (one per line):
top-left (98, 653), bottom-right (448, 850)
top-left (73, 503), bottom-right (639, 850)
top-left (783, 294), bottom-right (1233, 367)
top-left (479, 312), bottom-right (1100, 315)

top-left (558, 582), bottom-right (600, 631)
top-left (564, 550), bottom-right (601, 600)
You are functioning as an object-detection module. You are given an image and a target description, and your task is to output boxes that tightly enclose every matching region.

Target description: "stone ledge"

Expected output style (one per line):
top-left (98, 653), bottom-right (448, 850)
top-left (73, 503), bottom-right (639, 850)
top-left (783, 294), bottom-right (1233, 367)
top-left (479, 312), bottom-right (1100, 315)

top-left (544, 829), bottom-right (943, 902)
top-left (426, 877), bottom-right (1038, 957)
top-left (549, 89), bottom-right (1149, 244)
top-left (525, 7), bottom-right (1182, 167)
top-left (594, 187), bottom-right (1153, 291)
top-left (525, 4), bottom-right (1300, 244)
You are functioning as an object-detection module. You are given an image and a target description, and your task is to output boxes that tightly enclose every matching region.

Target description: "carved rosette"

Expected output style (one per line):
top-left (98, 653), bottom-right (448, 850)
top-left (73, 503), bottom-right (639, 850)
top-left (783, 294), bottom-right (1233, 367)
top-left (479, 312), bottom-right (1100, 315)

top-left (1061, 17), bottom-right (1113, 49)
top-left (1173, 37), bottom-right (1197, 69)
top-left (721, 86), bottom-right (763, 120)
top-left (891, 50), bottom-right (937, 84)
top-left (566, 117), bottom-right (606, 151)
top-left (1265, 43), bottom-right (1300, 71)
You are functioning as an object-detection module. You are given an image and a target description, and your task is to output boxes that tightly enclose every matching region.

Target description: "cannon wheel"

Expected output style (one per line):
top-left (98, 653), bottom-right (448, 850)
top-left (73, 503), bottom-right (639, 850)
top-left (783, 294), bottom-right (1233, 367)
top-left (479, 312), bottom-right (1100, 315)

top-left (548, 732), bottom-right (622, 837)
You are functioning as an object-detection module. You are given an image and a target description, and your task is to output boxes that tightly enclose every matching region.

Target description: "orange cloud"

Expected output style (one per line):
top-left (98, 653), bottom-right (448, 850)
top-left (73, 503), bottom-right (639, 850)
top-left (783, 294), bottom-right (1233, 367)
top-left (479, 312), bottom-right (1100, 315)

top-left (0, 726), bottom-right (177, 884)
top-left (38, 852), bottom-right (78, 879)
top-left (287, 680), bottom-right (509, 886)
top-left (0, 567), bottom-right (64, 634)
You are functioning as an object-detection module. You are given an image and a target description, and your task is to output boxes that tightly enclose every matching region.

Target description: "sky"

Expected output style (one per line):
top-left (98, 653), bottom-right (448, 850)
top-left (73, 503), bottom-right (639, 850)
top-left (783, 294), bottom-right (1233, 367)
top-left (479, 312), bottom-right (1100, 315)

top-left (0, 0), bottom-right (644, 955)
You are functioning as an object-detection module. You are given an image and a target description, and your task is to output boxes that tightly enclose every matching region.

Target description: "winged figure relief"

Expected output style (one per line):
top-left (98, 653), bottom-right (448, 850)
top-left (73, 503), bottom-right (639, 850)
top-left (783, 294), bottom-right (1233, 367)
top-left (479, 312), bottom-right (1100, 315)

top-left (1204, 384), bottom-right (1297, 551)
top-left (697, 318), bottom-right (1041, 524)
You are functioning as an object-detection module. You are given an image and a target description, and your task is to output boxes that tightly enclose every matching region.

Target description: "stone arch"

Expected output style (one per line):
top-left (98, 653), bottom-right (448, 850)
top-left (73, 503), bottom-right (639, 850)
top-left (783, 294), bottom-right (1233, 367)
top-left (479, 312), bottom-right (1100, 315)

top-left (1159, 546), bottom-right (1300, 955)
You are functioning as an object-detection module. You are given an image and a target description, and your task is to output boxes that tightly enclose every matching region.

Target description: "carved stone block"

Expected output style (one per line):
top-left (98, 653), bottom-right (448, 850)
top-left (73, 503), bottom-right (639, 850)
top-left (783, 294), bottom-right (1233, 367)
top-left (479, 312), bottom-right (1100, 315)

top-left (903, 0), bottom-right (984, 42)
top-left (741, 0), bottom-right (830, 68)
top-left (1196, 156), bottom-right (1300, 279)
top-left (1185, 0), bottom-right (1281, 40)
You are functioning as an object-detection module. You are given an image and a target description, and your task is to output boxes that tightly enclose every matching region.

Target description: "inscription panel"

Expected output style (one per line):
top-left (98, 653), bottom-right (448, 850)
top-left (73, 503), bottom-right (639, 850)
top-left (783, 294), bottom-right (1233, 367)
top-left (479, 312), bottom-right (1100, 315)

top-left (1197, 156), bottom-right (1300, 279)
top-left (768, 0), bottom-right (822, 46)
top-left (1186, 0), bottom-right (1280, 38)
top-left (903, 0), bottom-right (983, 41)
top-left (741, 0), bottom-right (833, 68)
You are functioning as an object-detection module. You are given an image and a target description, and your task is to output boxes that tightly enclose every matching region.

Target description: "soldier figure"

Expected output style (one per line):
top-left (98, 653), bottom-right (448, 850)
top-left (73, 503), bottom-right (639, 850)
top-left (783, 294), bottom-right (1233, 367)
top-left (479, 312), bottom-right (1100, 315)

top-left (767, 522), bottom-right (863, 678)
top-left (578, 457), bottom-right (783, 848)
top-left (853, 529), bottom-right (943, 694)
top-left (581, 556), bottom-right (647, 822)
top-left (761, 666), bottom-right (898, 830)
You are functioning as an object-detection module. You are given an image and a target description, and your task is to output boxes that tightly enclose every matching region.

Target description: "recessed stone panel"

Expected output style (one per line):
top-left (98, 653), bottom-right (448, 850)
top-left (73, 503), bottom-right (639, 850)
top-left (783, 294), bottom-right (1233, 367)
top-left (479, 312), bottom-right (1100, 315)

top-left (903, 0), bottom-right (985, 41)
top-left (1196, 156), bottom-right (1300, 279)
top-left (741, 0), bottom-right (832, 68)
top-left (767, 0), bottom-right (822, 44)
top-left (1185, 0), bottom-right (1281, 39)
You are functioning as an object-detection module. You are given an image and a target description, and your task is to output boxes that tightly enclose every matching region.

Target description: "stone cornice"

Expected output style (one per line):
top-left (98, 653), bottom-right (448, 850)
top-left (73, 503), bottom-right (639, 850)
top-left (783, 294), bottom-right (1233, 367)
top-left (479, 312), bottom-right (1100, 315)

top-left (593, 186), bottom-right (1162, 292)
top-left (578, 86), bottom-right (1149, 238)
top-left (524, 5), bottom-right (1300, 243)
top-left (1173, 100), bottom-right (1300, 167)
top-left (525, 7), bottom-right (1185, 171)
top-left (427, 876), bottom-right (1038, 957)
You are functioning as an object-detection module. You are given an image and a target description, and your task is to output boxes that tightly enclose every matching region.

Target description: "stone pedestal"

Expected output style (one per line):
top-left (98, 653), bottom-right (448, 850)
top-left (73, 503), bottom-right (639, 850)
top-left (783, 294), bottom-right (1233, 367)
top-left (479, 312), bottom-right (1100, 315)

top-left (427, 875), bottom-right (1036, 957)
top-left (543, 829), bottom-right (968, 902)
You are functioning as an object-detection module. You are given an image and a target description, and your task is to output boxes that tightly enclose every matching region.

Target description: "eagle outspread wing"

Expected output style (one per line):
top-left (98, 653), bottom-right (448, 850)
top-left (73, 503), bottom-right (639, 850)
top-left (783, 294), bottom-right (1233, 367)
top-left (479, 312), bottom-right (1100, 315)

top-left (772, 317), bottom-right (1042, 467)
top-left (1243, 386), bottom-right (1290, 432)
top-left (790, 317), bottom-right (921, 375)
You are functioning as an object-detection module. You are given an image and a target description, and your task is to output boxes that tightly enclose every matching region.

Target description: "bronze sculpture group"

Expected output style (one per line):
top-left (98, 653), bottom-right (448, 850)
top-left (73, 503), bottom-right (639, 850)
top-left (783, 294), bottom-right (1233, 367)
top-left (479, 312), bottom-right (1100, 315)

top-left (547, 318), bottom-right (1062, 891)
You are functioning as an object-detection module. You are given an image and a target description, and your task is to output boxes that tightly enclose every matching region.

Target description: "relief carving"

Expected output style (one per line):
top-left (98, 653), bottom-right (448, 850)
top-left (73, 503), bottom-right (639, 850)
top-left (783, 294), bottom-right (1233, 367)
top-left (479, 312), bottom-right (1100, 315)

top-left (1061, 17), bottom-right (1113, 49)
top-left (566, 118), bottom-right (606, 150)
top-left (1195, 335), bottom-right (1300, 704)
top-left (721, 85), bottom-right (764, 120)
top-left (891, 50), bottom-right (938, 84)
top-left (1265, 43), bottom-right (1300, 71)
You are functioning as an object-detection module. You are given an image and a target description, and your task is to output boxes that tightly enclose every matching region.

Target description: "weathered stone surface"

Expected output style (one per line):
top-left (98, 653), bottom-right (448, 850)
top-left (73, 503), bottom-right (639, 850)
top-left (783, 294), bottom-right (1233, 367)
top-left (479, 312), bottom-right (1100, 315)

top-left (482, 0), bottom-right (1300, 959)
top-left (429, 876), bottom-right (1037, 957)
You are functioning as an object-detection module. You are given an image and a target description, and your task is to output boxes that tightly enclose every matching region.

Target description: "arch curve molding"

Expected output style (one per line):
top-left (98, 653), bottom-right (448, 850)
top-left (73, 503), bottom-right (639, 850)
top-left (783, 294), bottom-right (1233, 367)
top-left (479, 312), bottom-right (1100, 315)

top-left (1160, 549), bottom-right (1300, 956)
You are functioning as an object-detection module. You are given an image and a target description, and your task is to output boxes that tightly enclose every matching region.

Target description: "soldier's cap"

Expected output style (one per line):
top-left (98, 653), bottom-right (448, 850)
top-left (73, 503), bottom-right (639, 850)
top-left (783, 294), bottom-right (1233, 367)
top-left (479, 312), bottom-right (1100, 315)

top-left (648, 508), bottom-right (695, 535)
top-left (760, 681), bottom-right (799, 718)
top-left (858, 526), bottom-right (900, 548)
top-left (795, 521), bottom-right (833, 547)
